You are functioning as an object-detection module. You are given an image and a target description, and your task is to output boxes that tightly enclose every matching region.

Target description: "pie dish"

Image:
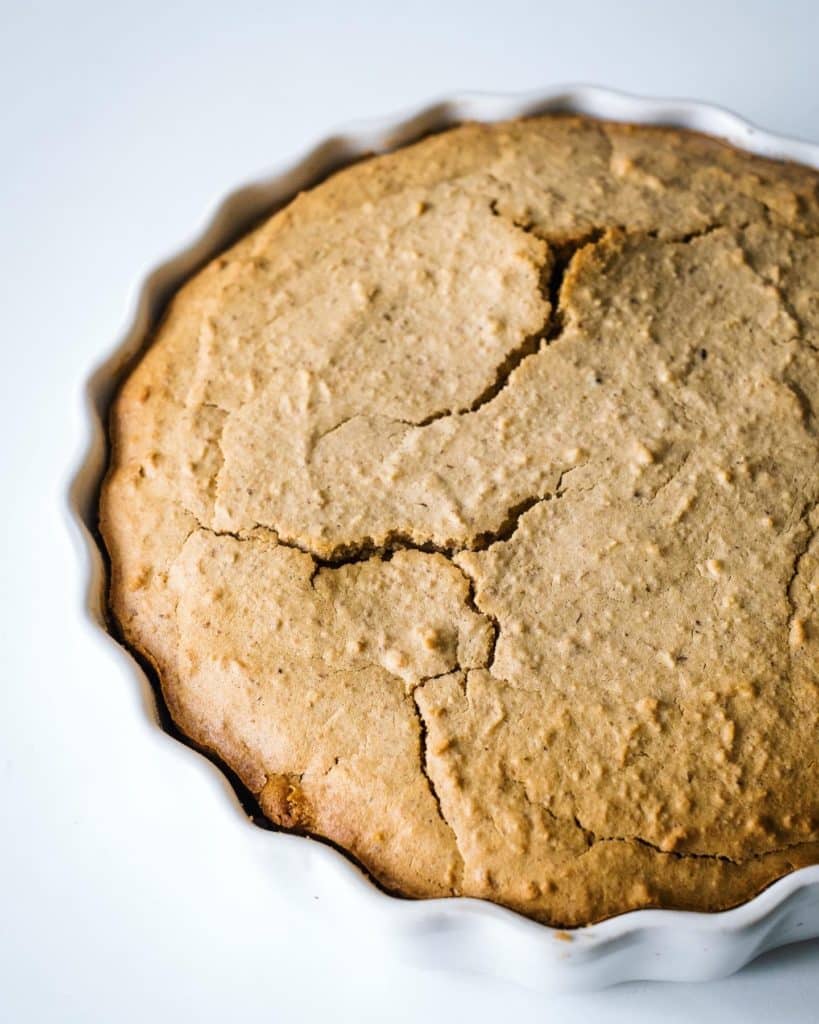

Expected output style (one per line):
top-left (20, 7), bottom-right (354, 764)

top-left (71, 86), bottom-right (819, 989)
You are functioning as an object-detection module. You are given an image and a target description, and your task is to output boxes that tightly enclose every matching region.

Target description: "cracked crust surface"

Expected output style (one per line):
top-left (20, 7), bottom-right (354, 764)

top-left (100, 115), bottom-right (819, 925)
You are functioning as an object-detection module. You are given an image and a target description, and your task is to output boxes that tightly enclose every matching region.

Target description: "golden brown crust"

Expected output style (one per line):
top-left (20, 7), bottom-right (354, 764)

top-left (100, 115), bottom-right (819, 925)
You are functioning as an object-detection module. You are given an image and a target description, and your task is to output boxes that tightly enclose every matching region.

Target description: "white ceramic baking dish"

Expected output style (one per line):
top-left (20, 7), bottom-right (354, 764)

top-left (68, 86), bottom-right (819, 992)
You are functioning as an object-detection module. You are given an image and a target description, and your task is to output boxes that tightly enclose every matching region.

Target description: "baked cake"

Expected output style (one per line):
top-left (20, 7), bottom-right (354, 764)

top-left (100, 115), bottom-right (819, 925)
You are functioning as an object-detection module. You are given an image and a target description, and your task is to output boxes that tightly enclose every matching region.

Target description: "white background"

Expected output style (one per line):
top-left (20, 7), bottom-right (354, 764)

top-left (2, 1), bottom-right (818, 1020)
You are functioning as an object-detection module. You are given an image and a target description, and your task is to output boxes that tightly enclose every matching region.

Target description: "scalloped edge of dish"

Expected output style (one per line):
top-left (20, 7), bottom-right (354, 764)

top-left (67, 84), bottom-right (819, 992)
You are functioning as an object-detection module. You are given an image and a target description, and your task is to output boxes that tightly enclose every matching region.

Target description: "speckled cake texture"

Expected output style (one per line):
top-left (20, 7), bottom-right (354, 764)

top-left (101, 115), bottom-right (819, 925)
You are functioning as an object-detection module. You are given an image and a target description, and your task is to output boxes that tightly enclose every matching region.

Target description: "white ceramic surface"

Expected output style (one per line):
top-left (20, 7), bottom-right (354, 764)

top-left (69, 86), bottom-right (819, 992)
